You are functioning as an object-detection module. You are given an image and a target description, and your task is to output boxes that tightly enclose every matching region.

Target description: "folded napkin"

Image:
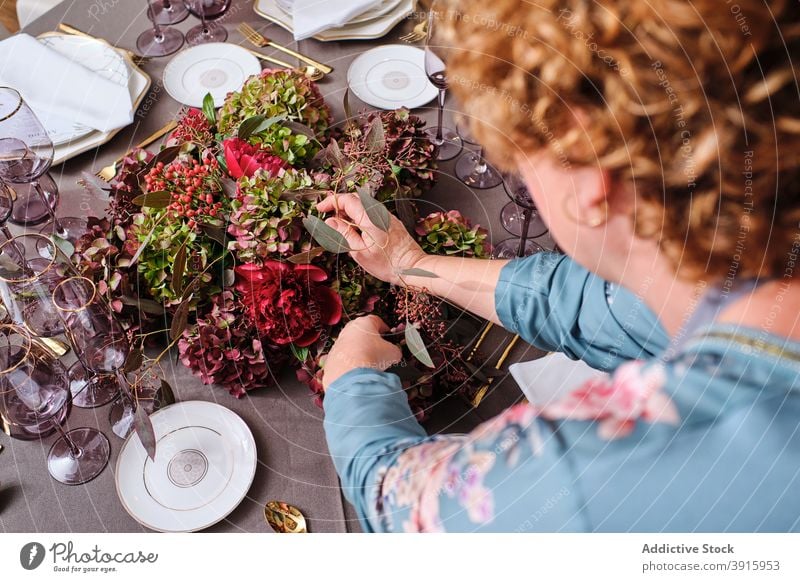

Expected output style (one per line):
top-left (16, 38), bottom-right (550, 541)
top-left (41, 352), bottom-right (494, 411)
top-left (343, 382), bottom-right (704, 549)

top-left (292, 0), bottom-right (383, 40)
top-left (509, 352), bottom-right (607, 405)
top-left (0, 33), bottom-right (133, 133)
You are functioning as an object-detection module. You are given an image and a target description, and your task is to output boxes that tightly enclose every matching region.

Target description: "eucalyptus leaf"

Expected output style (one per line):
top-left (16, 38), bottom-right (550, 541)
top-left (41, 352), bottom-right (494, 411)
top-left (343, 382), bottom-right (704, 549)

top-left (123, 348), bottom-right (144, 374)
top-left (399, 268), bottom-right (440, 278)
top-left (364, 116), bottom-right (386, 154)
top-left (405, 323), bottom-right (435, 368)
top-left (287, 246), bottom-right (325, 264)
top-left (120, 296), bottom-right (166, 316)
top-left (283, 121), bottom-right (316, 140)
top-left (171, 243), bottom-right (187, 295)
top-left (318, 139), bottom-right (345, 170)
top-left (170, 300), bottom-right (191, 341)
top-left (134, 405), bottom-right (157, 461)
top-left (356, 185), bottom-right (390, 232)
top-left (303, 216), bottom-right (351, 254)
top-left (156, 379), bottom-right (176, 407)
top-left (200, 223), bottom-right (228, 246)
top-left (51, 234), bottom-right (74, 258)
top-left (131, 191), bottom-right (172, 209)
top-left (238, 114), bottom-right (286, 140)
top-left (202, 92), bottom-right (217, 126)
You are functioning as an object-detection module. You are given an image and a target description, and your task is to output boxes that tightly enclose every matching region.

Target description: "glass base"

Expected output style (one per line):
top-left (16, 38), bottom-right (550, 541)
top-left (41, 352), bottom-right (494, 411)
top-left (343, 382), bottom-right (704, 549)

top-left (424, 127), bottom-right (462, 161)
top-left (7, 173), bottom-right (59, 227)
top-left (69, 363), bottom-right (118, 409)
top-left (136, 27), bottom-right (185, 58)
top-left (492, 237), bottom-right (545, 259)
top-left (2, 394), bottom-right (70, 441)
top-left (148, 0), bottom-right (189, 25)
top-left (455, 151), bottom-right (503, 189)
top-left (37, 216), bottom-right (89, 256)
top-left (186, 22), bottom-right (228, 46)
top-left (47, 427), bottom-right (110, 485)
top-left (500, 202), bottom-right (548, 238)
top-left (108, 383), bottom-right (162, 439)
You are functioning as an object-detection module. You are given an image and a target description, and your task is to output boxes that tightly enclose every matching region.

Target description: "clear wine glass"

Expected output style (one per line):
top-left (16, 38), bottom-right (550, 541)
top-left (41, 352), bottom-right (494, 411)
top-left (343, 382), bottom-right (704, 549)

top-left (0, 88), bottom-right (87, 254)
top-left (137, 0), bottom-right (186, 57)
top-left (492, 238), bottom-right (545, 259)
top-left (148, 0), bottom-right (189, 25)
top-left (454, 116), bottom-right (503, 189)
top-left (0, 324), bottom-right (110, 485)
top-left (184, 0), bottom-right (230, 45)
top-left (501, 173), bottom-right (548, 238)
top-left (423, 4), bottom-right (462, 161)
top-left (51, 277), bottom-right (151, 438)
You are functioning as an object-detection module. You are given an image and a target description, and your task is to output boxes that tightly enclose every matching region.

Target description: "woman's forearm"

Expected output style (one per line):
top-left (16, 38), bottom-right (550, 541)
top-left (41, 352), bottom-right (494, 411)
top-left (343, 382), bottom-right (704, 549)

top-left (403, 254), bottom-right (508, 324)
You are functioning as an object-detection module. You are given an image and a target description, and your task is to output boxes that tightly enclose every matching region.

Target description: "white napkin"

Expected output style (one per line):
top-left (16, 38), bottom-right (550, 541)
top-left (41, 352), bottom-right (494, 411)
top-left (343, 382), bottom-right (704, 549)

top-left (0, 34), bottom-right (134, 133)
top-left (509, 352), bottom-right (607, 406)
top-left (292, 0), bottom-right (383, 40)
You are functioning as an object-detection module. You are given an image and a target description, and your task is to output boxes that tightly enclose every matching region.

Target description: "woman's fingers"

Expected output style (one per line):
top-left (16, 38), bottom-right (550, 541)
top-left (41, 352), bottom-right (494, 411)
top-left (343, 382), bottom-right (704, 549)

top-left (317, 193), bottom-right (369, 227)
top-left (325, 218), bottom-right (365, 251)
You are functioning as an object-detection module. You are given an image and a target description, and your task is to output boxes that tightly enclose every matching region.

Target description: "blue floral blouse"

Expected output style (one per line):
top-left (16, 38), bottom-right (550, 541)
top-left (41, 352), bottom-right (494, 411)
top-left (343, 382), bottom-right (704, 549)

top-left (323, 252), bottom-right (800, 532)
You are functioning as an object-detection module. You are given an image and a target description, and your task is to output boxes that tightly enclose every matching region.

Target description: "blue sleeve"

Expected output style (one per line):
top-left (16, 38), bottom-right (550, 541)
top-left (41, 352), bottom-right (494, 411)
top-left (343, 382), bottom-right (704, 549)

top-left (323, 368), bottom-right (587, 532)
top-left (495, 252), bottom-right (668, 371)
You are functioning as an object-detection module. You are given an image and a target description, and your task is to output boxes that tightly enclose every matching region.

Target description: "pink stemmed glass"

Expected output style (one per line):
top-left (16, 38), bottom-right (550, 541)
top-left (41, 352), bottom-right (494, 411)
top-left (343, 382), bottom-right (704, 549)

top-left (0, 324), bottom-right (110, 485)
top-left (137, 0), bottom-right (186, 57)
top-left (184, 0), bottom-right (230, 45)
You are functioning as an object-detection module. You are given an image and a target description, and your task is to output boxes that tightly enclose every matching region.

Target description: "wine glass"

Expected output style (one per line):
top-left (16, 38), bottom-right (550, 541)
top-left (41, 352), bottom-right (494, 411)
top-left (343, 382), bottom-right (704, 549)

top-left (148, 0), bottom-right (189, 25)
top-left (137, 0), bottom-right (186, 57)
top-left (492, 238), bottom-right (545, 259)
top-left (4, 174), bottom-right (59, 227)
top-left (423, 4), bottom-right (462, 161)
top-left (0, 324), bottom-right (110, 485)
top-left (183, 0), bottom-right (230, 45)
top-left (0, 88), bottom-right (87, 253)
top-left (51, 277), bottom-right (147, 438)
top-left (501, 174), bottom-right (548, 238)
top-left (454, 116), bottom-right (503, 189)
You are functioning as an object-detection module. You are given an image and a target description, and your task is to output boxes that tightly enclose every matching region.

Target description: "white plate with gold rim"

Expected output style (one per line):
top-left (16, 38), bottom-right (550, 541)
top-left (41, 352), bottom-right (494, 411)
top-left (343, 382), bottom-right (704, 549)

top-left (115, 401), bottom-right (257, 533)
top-left (348, 45), bottom-right (436, 110)
top-left (255, 0), bottom-right (416, 42)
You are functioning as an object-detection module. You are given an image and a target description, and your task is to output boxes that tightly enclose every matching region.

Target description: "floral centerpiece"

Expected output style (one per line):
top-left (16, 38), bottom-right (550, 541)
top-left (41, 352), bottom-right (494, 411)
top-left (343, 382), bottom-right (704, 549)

top-left (74, 69), bottom-right (491, 419)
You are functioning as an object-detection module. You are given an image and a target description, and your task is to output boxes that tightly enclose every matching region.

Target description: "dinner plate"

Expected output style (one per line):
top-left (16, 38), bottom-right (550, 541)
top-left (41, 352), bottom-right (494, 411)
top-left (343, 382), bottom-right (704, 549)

top-left (37, 34), bottom-right (132, 146)
top-left (115, 400), bottom-right (257, 533)
top-left (163, 43), bottom-right (261, 108)
top-left (347, 45), bottom-right (437, 110)
top-left (255, 0), bottom-right (416, 41)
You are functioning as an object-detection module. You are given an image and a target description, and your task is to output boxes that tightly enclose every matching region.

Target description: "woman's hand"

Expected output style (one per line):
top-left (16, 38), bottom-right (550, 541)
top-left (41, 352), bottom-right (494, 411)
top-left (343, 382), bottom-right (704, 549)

top-left (316, 193), bottom-right (428, 286)
top-left (322, 315), bottom-right (403, 389)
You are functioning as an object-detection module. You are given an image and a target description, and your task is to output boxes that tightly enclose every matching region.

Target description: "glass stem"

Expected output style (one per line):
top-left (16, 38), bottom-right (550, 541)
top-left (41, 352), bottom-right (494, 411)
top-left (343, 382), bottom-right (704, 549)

top-left (163, 0), bottom-right (172, 9)
top-left (475, 146), bottom-right (487, 174)
top-left (516, 207), bottom-right (532, 258)
top-left (436, 88), bottom-right (446, 143)
top-left (146, 0), bottom-right (166, 41)
top-left (200, 4), bottom-right (209, 35)
top-left (32, 181), bottom-right (65, 236)
top-left (1, 225), bottom-right (34, 275)
top-left (51, 418), bottom-right (82, 458)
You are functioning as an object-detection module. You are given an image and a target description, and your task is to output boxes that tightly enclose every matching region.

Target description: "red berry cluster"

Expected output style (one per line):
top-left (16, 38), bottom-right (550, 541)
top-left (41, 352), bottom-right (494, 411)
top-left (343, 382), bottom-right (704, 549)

top-left (143, 155), bottom-right (224, 229)
top-left (170, 108), bottom-right (214, 146)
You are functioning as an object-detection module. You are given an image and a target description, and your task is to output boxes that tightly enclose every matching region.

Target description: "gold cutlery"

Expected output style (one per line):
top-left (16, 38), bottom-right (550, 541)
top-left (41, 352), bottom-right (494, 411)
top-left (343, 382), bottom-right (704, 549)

top-left (469, 333), bottom-right (520, 407)
top-left (95, 120), bottom-right (178, 182)
top-left (399, 19), bottom-right (429, 43)
top-left (238, 23), bottom-right (333, 75)
top-left (57, 23), bottom-right (150, 67)
top-left (242, 47), bottom-right (325, 82)
top-left (264, 500), bottom-right (308, 533)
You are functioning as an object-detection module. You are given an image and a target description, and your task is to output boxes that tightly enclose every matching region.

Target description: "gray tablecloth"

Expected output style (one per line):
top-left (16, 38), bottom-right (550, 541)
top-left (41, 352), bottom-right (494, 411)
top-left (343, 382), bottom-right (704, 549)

top-left (0, 0), bottom-right (547, 533)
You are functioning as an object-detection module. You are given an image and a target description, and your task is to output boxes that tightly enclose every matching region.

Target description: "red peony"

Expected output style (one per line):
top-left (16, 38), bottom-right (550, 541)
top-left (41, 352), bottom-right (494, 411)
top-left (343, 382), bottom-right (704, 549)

top-left (223, 137), bottom-right (286, 180)
top-left (235, 261), bottom-right (343, 347)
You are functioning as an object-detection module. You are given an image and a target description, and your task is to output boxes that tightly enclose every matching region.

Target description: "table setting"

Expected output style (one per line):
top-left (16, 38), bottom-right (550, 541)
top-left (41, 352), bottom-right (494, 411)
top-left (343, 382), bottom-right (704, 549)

top-left (0, 0), bottom-right (555, 534)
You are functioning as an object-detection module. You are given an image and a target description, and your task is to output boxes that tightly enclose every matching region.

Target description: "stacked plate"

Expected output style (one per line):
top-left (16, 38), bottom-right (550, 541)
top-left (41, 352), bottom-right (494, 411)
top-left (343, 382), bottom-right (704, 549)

top-left (255, 0), bottom-right (416, 41)
top-left (36, 33), bottom-right (151, 166)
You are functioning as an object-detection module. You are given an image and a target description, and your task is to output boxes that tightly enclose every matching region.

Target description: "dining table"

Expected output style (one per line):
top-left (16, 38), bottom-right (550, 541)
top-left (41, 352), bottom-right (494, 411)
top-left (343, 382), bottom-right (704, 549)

top-left (0, 0), bottom-right (549, 533)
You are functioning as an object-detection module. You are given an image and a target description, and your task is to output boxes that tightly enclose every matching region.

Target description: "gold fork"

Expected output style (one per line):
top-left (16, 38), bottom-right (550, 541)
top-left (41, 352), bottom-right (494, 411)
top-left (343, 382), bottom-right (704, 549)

top-left (95, 120), bottom-right (178, 182)
top-left (58, 23), bottom-right (150, 67)
top-left (242, 47), bottom-right (325, 82)
top-left (238, 23), bottom-right (332, 75)
top-left (399, 20), bottom-right (428, 43)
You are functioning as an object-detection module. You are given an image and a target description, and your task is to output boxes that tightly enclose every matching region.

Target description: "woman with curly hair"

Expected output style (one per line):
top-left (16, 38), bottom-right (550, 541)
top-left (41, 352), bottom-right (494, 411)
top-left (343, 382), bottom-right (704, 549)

top-left (317, 0), bottom-right (800, 531)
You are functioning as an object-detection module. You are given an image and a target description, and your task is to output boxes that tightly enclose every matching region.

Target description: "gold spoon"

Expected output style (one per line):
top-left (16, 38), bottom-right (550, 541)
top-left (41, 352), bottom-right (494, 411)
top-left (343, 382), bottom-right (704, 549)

top-left (264, 500), bottom-right (308, 533)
